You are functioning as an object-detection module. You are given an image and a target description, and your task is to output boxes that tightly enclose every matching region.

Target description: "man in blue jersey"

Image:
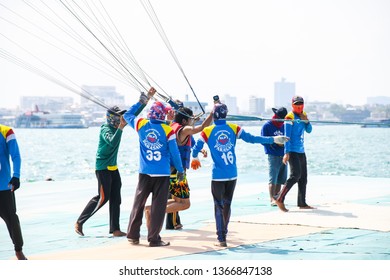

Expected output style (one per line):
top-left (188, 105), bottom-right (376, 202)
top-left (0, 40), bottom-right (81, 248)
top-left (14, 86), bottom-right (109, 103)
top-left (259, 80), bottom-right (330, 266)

top-left (191, 102), bottom-right (288, 247)
top-left (261, 107), bottom-right (288, 206)
top-left (275, 96), bottom-right (314, 212)
top-left (123, 89), bottom-right (185, 247)
top-left (0, 124), bottom-right (27, 260)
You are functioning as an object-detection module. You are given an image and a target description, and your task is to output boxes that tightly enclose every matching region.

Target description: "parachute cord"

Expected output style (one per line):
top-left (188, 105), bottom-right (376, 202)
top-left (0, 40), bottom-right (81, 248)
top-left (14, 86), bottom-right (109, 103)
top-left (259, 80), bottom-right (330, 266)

top-left (68, 0), bottom-right (149, 88)
top-left (93, 0), bottom-right (151, 88)
top-left (10, 0), bottom-right (141, 91)
top-left (1, 1), bottom-right (184, 108)
top-left (140, 0), bottom-right (205, 114)
top-left (0, 32), bottom-right (108, 107)
top-left (0, 48), bottom-right (110, 110)
top-left (0, 5), bottom-right (137, 90)
top-left (67, 0), bottom-right (174, 104)
top-left (59, 0), bottom-right (149, 92)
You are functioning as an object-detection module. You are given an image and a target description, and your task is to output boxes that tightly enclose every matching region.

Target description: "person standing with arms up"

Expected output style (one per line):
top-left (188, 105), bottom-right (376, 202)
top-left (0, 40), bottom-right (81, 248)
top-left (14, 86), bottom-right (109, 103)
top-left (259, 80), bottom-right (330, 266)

top-left (161, 106), bottom-right (213, 230)
top-left (163, 103), bottom-right (209, 230)
top-left (163, 103), bottom-right (183, 230)
top-left (275, 96), bottom-right (314, 212)
top-left (0, 124), bottom-right (27, 260)
top-left (261, 107), bottom-right (288, 206)
top-left (191, 101), bottom-right (288, 247)
top-left (123, 89), bottom-right (185, 247)
top-left (75, 106), bottom-right (127, 237)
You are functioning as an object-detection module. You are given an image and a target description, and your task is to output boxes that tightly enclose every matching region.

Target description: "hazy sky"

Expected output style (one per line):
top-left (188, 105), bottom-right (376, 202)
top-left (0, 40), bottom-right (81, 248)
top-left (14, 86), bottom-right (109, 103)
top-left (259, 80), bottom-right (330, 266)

top-left (1, 0), bottom-right (390, 110)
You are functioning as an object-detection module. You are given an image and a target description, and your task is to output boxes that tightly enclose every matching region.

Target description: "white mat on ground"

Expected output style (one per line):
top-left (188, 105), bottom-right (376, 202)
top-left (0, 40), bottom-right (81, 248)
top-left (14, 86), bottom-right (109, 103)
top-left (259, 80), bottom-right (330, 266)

top-left (232, 202), bottom-right (390, 232)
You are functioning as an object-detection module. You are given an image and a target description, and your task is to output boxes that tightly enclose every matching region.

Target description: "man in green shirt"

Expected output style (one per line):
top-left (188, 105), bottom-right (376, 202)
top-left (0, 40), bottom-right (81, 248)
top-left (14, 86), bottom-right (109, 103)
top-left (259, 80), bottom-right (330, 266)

top-left (75, 106), bottom-right (127, 237)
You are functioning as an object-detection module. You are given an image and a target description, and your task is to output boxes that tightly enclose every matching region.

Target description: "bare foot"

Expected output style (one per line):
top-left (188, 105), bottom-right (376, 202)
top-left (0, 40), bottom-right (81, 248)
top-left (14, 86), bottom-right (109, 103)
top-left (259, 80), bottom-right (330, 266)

top-left (275, 200), bottom-right (289, 212)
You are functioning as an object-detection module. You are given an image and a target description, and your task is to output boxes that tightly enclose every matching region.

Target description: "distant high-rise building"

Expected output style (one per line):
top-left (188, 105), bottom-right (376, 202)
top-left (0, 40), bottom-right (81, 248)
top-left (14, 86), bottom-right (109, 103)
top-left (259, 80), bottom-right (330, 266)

top-left (80, 85), bottom-right (125, 109)
top-left (221, 94), bottom-right (238, 115)
top-left (249, 96), bottom-right (265, 115)
top-left (274, 78), bottom-right (295, 108)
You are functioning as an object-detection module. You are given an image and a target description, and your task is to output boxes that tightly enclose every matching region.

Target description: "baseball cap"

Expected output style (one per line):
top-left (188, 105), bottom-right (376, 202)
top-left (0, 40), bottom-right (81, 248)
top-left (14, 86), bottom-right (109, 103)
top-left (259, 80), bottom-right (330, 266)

top-left (107, 106), bottom-right (126, 116)
top-left (292, 96), bottom-right (304, 104)
top-left (272, 107), bottom-right (288, 119)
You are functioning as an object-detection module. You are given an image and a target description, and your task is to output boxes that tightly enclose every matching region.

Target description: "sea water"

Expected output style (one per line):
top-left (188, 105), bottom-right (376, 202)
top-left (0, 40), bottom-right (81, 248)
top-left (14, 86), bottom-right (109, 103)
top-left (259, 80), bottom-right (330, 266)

top-left (1, 124), bottom-right (390, 259)
top-left (13, 124), bottom-right (390, 182)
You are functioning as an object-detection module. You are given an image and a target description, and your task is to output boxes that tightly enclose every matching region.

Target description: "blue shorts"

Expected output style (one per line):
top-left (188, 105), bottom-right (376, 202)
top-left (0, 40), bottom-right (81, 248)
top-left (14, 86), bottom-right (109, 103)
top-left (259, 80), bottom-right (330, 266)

top-left (267, 154), bottom-right (287, 185)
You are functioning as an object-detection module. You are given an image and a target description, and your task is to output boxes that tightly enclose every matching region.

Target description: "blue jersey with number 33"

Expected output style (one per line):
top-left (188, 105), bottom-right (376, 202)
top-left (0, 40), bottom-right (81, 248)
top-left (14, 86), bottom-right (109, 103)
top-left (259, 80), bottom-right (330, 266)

top-left (123, 102), bottom-right (184, 176)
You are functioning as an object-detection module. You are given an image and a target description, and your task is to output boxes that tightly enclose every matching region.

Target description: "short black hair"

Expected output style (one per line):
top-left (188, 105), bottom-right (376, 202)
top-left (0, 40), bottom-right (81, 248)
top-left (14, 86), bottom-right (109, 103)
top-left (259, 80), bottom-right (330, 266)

top-left (174, 107), bottom-right (193, 124)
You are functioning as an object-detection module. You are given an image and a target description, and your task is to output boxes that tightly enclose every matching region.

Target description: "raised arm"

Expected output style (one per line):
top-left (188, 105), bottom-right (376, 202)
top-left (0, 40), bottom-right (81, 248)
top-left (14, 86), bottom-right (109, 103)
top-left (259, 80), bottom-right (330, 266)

top-left (180, 111), bottom-right (213, 140)
top-left (123, 87), bottom-right (156, 128)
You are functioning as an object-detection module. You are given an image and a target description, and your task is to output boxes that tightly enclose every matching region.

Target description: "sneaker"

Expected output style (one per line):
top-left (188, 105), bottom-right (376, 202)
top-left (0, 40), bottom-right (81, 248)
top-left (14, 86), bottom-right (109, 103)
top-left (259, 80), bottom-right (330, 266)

top-left (112, 230), bottom-right (126, 237)
top-left (128, 238), bottom-right (140, 245)
top-left (214, 241), bottom-right (227, 247)
top-left (75, 222), bottom-right (84, 236)
top-left (149, 240), bottom-right (170, 247)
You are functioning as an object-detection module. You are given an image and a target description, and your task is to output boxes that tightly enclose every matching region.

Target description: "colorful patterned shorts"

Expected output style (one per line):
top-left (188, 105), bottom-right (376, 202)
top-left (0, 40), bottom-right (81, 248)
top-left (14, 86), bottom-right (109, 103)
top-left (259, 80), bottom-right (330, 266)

top-left (169, 174), bottom-right (190, 199)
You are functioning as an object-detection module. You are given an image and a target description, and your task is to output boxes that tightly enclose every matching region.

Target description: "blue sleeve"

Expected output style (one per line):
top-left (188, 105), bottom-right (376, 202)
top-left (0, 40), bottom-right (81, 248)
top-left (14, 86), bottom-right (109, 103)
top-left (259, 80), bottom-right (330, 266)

top-left (284, 122), bottom-right (293, 153)
top-left (260, 123), bottom-right (272, 147)
top-left (239, 129), bottom-right (274, 144)
top-left (169, 139), bottom-right (184, 173)
top-left (9, 138), bottom-right (21, 178)
top-left (191, 138), bottom-right (205, 158)
top-left (123, 102), bottom-right (143, 129)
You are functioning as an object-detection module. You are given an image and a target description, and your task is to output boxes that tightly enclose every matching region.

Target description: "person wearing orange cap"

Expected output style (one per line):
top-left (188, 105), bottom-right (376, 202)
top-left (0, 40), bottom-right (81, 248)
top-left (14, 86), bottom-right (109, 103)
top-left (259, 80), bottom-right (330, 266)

top-left (275, 96), bottom-right (314, 212)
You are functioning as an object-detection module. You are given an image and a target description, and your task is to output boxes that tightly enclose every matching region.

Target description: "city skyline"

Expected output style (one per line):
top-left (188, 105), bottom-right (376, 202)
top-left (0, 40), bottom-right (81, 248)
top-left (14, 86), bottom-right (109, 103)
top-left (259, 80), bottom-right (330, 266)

top-left (1, 0), bottom-right (390, 110)
top-left (4, 90), bottom-right (389, 112)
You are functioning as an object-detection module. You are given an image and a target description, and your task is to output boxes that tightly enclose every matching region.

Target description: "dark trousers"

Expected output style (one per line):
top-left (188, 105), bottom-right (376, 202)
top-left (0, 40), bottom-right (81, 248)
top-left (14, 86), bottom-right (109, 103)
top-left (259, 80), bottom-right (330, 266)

top-left (0, 190), bottom-right (24, 252)
top-left (77, 169), bottom-right (122, 233)
top-left (279, 152), bottom-right (309, 207)
top-left (127, 174), bottom-right (169, 243)
top-left (211, 179), bottom-right (236, 242)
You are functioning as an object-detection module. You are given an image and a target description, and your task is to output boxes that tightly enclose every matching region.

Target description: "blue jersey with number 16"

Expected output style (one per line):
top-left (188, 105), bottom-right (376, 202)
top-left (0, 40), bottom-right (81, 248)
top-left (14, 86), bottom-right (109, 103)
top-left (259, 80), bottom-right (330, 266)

top-left (192, 119), bottom-right (274, 181)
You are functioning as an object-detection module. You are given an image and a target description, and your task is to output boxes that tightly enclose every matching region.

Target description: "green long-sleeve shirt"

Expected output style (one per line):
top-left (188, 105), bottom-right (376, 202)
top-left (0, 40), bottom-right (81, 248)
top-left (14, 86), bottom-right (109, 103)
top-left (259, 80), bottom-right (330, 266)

top-left (95, 123), bottom-right (123, 171)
